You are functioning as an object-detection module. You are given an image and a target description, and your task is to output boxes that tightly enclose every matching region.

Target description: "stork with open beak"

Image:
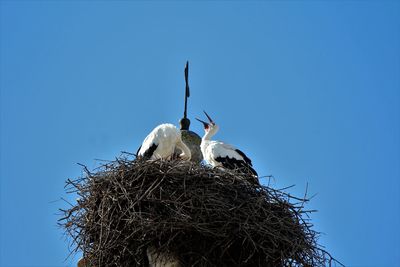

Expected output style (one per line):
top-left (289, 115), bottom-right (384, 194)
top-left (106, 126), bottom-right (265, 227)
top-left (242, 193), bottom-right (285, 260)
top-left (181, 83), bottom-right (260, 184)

top-left (137, 123), bottom-right (191, 161)
top-left (196, 111), bottom-right (258, 177)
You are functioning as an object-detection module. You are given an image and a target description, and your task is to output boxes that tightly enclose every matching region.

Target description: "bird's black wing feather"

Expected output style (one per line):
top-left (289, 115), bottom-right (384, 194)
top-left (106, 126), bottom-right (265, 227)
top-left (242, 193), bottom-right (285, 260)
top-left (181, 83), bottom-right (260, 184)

top-left (136, 145), bottom-right (142, 156)
top-left (215, 156), bottom-right (258, 177)
top-left (234, 149), bottom-right (253, 166)
top-left (138, 143), bottom-right (158, 159)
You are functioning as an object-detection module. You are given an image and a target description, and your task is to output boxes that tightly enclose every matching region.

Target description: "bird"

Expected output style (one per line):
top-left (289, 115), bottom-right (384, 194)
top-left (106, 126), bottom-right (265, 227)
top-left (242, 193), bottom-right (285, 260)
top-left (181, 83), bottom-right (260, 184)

top-left (196, 111), bottom-right (258, 176)
top-left (137, 123), bottom-right (191, 161)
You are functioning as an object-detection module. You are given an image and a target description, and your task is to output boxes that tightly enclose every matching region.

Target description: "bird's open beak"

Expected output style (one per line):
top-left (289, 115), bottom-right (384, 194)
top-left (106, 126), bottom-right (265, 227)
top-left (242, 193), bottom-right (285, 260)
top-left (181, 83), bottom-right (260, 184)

top-left (196, 118), bottom-right (209, 128)
top-left (196, 110), bottom-right (215, 129)
top-left (203, 111), bottom-right (214, 123)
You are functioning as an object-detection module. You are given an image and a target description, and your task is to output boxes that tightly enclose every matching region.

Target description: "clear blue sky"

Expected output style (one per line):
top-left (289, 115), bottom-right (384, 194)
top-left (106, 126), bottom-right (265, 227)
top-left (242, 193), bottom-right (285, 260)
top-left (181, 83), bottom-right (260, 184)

top-left (1, 1), bottom-right (399, 266)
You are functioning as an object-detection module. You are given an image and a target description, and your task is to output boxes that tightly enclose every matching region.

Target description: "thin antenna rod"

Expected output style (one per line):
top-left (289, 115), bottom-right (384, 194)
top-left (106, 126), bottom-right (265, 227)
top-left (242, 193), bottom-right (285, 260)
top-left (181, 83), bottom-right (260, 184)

top-left (184, 61), bottom-right (190, 119)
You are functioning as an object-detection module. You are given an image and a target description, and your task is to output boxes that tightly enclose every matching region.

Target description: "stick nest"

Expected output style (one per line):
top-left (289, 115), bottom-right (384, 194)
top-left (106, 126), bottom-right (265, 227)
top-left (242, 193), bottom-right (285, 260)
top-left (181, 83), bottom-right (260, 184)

top-left (60, 155), bottom-right (339, 266)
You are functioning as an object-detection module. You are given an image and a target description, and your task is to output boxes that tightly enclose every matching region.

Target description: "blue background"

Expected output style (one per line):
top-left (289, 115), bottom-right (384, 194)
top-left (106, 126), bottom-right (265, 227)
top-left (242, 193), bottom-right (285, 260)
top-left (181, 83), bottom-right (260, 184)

top-left (1, 1), bottom-right (399, 266)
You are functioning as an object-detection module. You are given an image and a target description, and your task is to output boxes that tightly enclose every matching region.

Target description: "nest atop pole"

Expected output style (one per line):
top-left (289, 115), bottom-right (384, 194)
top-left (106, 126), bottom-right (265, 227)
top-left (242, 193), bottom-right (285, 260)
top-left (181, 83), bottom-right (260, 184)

top-left (60, 155), bottom-right (340, 266)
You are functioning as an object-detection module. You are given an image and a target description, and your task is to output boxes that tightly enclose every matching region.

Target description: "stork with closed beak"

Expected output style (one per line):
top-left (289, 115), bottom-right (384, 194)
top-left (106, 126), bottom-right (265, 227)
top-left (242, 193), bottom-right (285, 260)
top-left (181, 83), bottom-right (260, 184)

top-left (196, 111), bottom-right (258, 176)
top-left (137, 123), bottom-right (191, 161)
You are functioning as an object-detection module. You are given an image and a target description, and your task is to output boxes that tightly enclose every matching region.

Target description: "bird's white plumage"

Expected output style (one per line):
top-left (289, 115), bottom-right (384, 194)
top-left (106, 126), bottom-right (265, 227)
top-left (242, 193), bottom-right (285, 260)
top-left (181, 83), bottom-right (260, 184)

top-left (201, 140), bottom-right (247, 167)
top-left (138, 123), bottom-right (191, 160)
top-left (197, 112), bottom-right (257, 176)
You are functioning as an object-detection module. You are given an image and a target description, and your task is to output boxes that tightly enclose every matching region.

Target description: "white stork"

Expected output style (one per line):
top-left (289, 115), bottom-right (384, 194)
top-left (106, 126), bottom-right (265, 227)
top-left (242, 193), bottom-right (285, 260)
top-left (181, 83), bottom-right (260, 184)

top-left (196, 111), bottom-right (258, 176)
top-left (137, 123), bottom-right (191, 161)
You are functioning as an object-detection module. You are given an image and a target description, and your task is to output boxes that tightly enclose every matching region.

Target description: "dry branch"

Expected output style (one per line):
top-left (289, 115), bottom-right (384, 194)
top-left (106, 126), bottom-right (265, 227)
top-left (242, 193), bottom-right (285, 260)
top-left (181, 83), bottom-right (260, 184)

top-left (60, 155), bottom-right (342, 267)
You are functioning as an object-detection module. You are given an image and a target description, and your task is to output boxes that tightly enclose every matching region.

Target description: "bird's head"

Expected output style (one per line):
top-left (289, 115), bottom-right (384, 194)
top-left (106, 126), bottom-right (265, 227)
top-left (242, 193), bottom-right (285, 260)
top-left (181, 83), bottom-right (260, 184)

top-left (196, 111), bottom-right (219, 135)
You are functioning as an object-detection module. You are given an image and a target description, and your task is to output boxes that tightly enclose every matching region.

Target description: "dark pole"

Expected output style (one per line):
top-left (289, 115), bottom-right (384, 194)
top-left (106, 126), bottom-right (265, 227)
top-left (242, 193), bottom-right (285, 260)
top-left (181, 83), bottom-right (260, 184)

top-left (180, 61), bottom-right (191, 130)
top-left (179, 61), bottom-right (203, 162)
top-left (184, 61), bottom-right (190, 119)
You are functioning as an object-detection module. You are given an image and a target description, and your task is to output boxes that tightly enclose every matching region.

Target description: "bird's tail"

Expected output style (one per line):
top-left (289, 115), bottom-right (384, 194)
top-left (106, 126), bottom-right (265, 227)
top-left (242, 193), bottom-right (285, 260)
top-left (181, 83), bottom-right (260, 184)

top-left (246, 165), bottom-right (258, 177)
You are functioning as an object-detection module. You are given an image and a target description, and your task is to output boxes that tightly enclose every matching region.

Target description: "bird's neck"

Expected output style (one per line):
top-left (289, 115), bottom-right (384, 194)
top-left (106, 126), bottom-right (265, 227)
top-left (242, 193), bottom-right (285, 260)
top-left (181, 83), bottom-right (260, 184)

top-left (202, 130), bottom-right (215, 141)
